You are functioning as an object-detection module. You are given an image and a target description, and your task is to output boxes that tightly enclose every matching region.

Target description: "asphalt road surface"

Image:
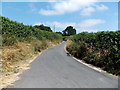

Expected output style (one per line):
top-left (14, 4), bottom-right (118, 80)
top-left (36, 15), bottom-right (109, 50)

top-left (9, 42), bottom-right (118, 88)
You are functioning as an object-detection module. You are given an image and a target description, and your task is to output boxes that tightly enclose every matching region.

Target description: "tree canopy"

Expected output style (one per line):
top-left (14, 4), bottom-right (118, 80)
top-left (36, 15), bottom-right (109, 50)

top-left (62, 26), bottom-right (76, 36)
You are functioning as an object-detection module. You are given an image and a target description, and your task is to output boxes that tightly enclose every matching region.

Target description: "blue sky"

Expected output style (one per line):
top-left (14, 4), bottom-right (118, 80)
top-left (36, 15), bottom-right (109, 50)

top-left (2, 0), bottom-right (118, 33)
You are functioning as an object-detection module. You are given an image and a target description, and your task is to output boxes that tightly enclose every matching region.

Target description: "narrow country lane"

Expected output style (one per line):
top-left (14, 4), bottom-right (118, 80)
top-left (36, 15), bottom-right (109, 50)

top-left (8, 42), bottom-right (118, 88)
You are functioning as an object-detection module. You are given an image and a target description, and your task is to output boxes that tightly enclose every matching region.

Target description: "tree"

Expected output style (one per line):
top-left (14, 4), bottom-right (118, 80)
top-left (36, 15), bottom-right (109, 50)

top-left (34, 24), bottom-right (52, 32)
top-left (62, 26), bottom-right (76, 36)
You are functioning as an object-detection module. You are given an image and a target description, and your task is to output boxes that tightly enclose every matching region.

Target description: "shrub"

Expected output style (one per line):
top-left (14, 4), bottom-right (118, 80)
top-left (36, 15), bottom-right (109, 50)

top-left (67, 31), bottom-right (120, 76)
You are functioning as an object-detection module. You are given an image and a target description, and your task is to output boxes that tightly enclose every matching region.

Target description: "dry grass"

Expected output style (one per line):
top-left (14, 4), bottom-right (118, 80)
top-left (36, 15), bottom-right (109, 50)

top-left (0, 39), bottom-right (60, 89)
top-left (2, 42), bottom-right (34, 72)
top-left (66, 40), bottom-right (72, 47)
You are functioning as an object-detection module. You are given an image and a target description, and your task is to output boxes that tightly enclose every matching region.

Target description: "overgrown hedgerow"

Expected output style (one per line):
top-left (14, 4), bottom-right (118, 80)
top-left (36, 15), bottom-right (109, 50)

top-left (1, 16), bottom-right (62, 72)
top-left (67, 31), bottom-right (120, 76)
top-left (1, 16), bottom-right (62, 46)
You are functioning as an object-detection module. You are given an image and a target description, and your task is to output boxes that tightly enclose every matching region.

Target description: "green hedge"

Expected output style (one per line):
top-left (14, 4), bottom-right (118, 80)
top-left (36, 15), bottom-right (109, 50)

top-left (1, 16), bottom-right (62, 46)
top-left (67, 31), bottom-right (120, 75)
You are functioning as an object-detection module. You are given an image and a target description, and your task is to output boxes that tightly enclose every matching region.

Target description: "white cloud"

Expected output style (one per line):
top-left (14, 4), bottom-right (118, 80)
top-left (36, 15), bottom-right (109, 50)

top-left (46, 21), bottom-right (77, 28)
top-left (39, 0), bottom-right (97, 16)
top-left (80, 7), bottom-right (95, 16)
top-left (34, 19), bottom-right (105, 29)
top-left (33, 22), bottom-right (99, 32)
top-left (33, 22), bottom-right (42, 26)
top-left (48, 0), bottom-right (56, 2)
top-left (33, 19), bottom-right (105, 32)
top-left (34, 21), bottom-right (76, 28)
top-left (79, 19), bottom-right (105, 27)
top-left (40, 9), bottom-right (59, 16)
top-left (80, 4), bottom-right (109, 16)
top-left (39, 0), bottom-right (109, 16)
top-left (77, 28), bottom-right (98, 32)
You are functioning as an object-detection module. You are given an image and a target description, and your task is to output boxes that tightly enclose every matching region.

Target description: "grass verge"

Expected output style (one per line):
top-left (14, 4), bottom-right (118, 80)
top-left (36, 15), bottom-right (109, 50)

top-left (0, 38), bottom-right (61, 89)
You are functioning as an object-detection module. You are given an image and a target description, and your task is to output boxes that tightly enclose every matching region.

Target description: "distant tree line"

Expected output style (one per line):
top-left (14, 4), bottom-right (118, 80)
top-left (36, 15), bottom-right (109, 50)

top-left (34, 24), bottom-right (53, 32)
top-left (34, 24), bottom-right (76, 36)
top-left (1, 16), bottom-right (62, 46)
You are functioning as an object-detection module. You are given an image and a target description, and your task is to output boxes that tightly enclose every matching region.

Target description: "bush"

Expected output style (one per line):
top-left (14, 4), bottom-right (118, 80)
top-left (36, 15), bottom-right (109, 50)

top-left (3, 35), bottom-right (17, 46)
top-left (67, 31), bottom-right (120, 76)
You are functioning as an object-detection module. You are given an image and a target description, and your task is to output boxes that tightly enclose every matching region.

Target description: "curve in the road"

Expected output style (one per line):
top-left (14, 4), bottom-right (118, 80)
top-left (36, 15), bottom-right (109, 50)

top-left (8, 42), bottom-right (118, 88)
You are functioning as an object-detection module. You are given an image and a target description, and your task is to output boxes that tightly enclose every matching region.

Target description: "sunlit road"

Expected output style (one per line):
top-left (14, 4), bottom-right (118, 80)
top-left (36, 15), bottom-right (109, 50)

top-left (9, 42), bottom-right (118, 88)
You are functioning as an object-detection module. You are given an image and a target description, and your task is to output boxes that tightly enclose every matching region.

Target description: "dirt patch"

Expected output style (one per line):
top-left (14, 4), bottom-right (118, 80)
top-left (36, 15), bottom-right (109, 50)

top-left (0, 41), bottom-right (60, 89)
top-left (0, 52), bottom-right (39, 89)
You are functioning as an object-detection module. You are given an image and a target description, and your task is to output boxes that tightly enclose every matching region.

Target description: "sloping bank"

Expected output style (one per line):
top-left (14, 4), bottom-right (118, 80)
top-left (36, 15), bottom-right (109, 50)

top-left (0, 16), bottom-right (62, 88)
top-left (66, 31), bottom-right (120, 76)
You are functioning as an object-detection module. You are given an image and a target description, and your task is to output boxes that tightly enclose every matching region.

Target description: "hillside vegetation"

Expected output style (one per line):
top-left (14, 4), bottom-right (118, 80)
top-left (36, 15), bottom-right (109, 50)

top-left (67, 31), bottom-right (120, 76)
top-left (1, 16), bottom-right (62, 73)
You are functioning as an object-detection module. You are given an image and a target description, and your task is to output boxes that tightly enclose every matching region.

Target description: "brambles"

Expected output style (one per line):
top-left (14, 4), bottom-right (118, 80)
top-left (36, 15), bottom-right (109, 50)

top-left (67, 31), bottom-right (120, 76)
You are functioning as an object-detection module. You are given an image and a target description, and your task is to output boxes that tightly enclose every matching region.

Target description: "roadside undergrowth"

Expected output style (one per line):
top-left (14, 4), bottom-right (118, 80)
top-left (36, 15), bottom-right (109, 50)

top-left (0, 38), bottom-right (61, 89)
top-left (1, 16), bottom-right (63, 89)
top-left (66, 31), bottom-right (120, 76)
